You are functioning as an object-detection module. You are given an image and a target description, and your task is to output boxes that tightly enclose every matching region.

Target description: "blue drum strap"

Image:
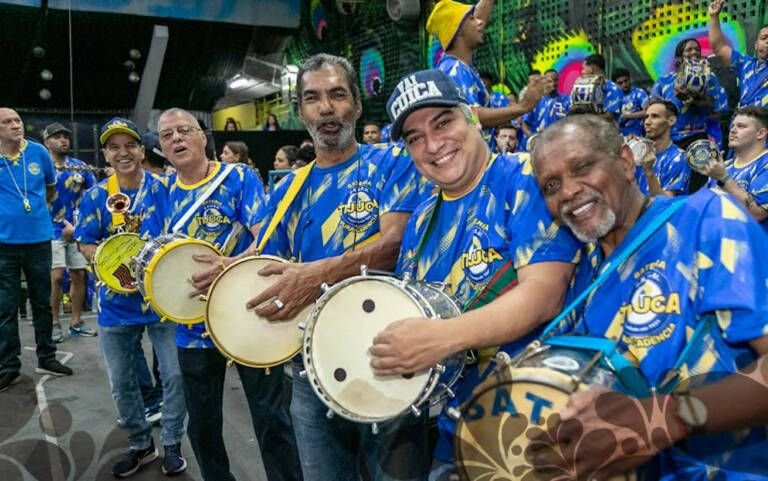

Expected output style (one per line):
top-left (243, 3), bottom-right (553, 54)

top-left (541, 198), bottom-right (686, 338)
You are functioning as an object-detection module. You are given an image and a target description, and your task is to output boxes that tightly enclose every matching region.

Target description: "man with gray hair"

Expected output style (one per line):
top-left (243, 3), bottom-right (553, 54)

top-left (528, 114), bottom-right (768, 480)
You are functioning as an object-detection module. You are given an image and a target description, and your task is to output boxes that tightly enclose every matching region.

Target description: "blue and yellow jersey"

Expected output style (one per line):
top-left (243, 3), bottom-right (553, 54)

top-left (651, 72), bottom-right (729, 142)
top-left (143, 161), bottom-right (266, 348)
top-left (50, 156), bottom-right (96, 239)
top-left (526, 93), bottom-right (570, 134)
top-left (604, 79), bottom-right (624, 116)
top-left (436, 54), bottom-right (488, 107)
top-left (567, 190), bottom-right (768, 479)
top-left (724, 149), bottom-right (768, 233)
top-left (731, 50), bottom-right (768, 108)
top-left (634, 143), bottom-right (690, 195)
top-left (74, 171), bottom-right (168, 327)
top-left (619, 87), bottom-right (650, 137)
top-left (0, 140), bottom-right (56, 244)
top-left (258, 143), bottom-right (421, 261)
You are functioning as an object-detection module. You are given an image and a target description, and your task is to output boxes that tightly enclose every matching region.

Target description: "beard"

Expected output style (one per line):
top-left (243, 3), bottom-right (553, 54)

top-left (562, 206), bottom-right (617, 243)
top-left (307, 116), bottom-right (356, 150)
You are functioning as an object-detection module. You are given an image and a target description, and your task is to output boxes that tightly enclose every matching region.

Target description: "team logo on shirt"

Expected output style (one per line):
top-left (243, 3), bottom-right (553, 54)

top-left (462, 225), bottom-right (503, 285)
top-left (194, 200), bottom-right (231, 234)
top-left (28, 162), bottom-right (41, 175)
top-left (619, 262), bottom-right (681, 343)
top-left (338, 185), bottom-right (378, 231)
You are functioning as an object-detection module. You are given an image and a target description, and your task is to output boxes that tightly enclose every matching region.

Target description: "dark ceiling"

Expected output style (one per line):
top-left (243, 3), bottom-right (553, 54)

top-left (1, 3), bottom-right (293, 113)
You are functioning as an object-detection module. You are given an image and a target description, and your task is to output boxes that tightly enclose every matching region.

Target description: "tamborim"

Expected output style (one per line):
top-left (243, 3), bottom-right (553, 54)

top-left (685, 139), bottom-right (719, 175)
top-left (570, 75), bottom-right (606, 113)
top-left (676, 58), bottom-right (710, 97)
top-left (92, 233), bottom-right (146, 294)
top-left (626, 136), bottom-right (655, 166)
top-left (135, 233), bottom-right (220, 324)
top-left (302, 273), bottom-right (464, 424)
top-left (455, 336), bottom-right (635, 481)
top-left (204, 255), bottom-right (313, 368)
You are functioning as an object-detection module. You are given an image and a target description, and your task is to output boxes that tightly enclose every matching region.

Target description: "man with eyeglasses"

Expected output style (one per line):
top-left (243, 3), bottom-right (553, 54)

top-left (144, 108), bottom-right (300, 481)
top-left (0, 107), bottom-right (72, 394)
top-left (75, 118), bottom-right (187, 477)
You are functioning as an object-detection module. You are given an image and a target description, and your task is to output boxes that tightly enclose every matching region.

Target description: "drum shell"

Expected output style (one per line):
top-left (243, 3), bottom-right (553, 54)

top-left (302, 275), bottom-right (462, 423)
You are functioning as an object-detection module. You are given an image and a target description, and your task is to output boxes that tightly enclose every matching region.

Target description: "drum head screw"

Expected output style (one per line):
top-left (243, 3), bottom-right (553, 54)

top-left (362, 299), bottom-right (376, 313)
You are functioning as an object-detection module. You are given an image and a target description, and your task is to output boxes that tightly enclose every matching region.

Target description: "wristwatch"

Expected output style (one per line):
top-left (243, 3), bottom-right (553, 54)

top-left (716, 174), bottom-right (731, 187)
top-left (675, 393), bottom-right (708, 431)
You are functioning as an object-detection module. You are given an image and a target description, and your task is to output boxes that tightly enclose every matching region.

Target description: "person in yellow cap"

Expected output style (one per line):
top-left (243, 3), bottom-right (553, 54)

top-left (426, 0), bottom-right (547, 128)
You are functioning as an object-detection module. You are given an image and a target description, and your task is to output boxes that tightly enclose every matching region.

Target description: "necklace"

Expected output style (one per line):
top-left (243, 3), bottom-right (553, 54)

top-left (0, 149), bottom-right (31, 213)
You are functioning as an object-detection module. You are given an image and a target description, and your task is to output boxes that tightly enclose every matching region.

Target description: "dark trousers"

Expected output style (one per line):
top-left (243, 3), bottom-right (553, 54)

top-left (178, 347), bottom-right (302, 481)
top-left (0, 242), bottom-right (56, 375)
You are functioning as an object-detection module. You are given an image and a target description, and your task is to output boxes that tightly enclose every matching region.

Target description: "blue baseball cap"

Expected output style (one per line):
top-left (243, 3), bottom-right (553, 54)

top-left (99, 117), bottom-right (142, 146)
top-left (386, 69), bottom-right (467, 141)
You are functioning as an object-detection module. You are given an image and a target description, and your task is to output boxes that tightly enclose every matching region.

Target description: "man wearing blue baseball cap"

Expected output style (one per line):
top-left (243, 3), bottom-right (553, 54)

top-left (426, 0), bottom-right (547, 128)
top-left (75, 117), bottom-right (188, 477)
top-left (369, 70), bottom-right (580, 479)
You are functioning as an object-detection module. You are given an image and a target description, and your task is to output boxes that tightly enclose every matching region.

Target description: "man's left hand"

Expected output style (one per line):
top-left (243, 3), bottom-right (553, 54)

top-left (61, 220), bottom-right (75, 242)
top-left (189, 254), bottom-right (233, 296)
top-left (369, 317), bottom-right (452, 375)
top-left (703, 156), bottom-right (727, 181)
top-left (246, 261), bottom-right (326, 320)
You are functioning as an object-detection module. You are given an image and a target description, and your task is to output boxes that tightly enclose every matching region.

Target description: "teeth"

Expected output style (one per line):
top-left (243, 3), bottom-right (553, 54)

top-left (434, 152), bottom-right (454, 166)
top-left (571, 202), bottom-right (594, 216)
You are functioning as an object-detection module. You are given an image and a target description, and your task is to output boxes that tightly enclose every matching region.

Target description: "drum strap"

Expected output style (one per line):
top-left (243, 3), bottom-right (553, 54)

top-left (171, 162), bottom-right (236, 233)
top-left (255, 161), bottom-right (315, 255)
top-left (541, 197), bottom-right (686, 339)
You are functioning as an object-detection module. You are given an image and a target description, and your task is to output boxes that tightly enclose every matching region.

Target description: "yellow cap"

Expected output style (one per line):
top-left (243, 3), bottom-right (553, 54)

top-left (426, 0), bottom-right (474, 50)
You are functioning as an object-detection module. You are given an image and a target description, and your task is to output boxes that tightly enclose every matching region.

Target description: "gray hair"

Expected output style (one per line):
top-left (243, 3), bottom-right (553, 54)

top-left (296, 54), bottom-right (361, 108)
top-left (531, 115), bottom-right (623, 171)
top-left (156, 108), bottom-right (201, 131)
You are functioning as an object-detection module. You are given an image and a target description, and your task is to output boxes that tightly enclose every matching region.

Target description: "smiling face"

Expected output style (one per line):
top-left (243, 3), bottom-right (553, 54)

top-left (102, 133), bottom-right (144, 177)
top-left (157, 111), bottom-right (207, 171)
top-left (682, 40), bottom-right (701, 60)
top-left (298, 64), bottom-right (361, 152)
top-left (402, 105), bottom-right (488, 197)
top-left (534, 125), bottom-right (636, 243)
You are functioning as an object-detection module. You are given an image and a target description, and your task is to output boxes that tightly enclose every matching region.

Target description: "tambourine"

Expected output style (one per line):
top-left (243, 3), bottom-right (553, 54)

top-left (685, 139), bottom-right (719, 174)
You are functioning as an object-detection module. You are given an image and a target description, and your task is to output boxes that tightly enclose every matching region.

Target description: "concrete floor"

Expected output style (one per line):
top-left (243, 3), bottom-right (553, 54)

top-left (1, 310), bottom-right (269, 481)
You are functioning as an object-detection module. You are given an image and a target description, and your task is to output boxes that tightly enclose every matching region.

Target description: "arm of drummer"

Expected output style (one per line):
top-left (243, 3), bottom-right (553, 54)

top-left (708, 0), bottom-right (733, 68)
top-left (477, 76), bottom-right (547, 128)
top-left (703, 158), bottom-right (768, 222)
top-left (246, 211), bottom-right (410, 321)
top-left (188, 222), bottom-right (262, 295)
top-left (370, 261), bottom-right (573, 375)
top-left (640, 152), bottom-right (675, 198)
top-left (472, 0), bottom-right (496, 24)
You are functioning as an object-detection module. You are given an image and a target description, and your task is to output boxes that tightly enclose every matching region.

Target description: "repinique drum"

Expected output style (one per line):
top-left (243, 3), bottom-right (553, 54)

top-left (93, 233), bottom-right (146, 294)
top-left (685, 139), bottom-right (719, 174)
top-left (134, 233), bottom-right (220, 325)
top-left (570, 75), bottom-right (606, 113)
top-left (302, 273), bottom-right (464, 425)
top-left (626, 136), bottom-right (655, 166)
top-left (676, 58), bottom-right (710, 97)
top-left (454, 336), bottom-right (636, 481)
top-left (204, 255), bottom-right (313, 368)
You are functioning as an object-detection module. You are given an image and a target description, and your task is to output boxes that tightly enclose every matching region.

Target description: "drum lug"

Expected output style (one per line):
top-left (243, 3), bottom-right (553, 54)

top-left (371, 422), bottom-right (379, 434)
top-left (320, 283), bottom-right (331, 293)
top-left (410, 404), bottom-right (421, 417)
top-left (446, 407), bottom-right (461, 421)
top-left (265, 367), bottom-right (271, 375)
top-left (326, 409), bottom-right (335, 419)
top-left (297, 322), bottom-right (306, 331)
top-left (299, 370), bottom-right (307, 378)
top-left (201, 332), bottom-right (210, 339)
top-left (226, 359), bottom-right (234, 368)
top-left (360, 264), bottom-right (368, 276)
top-left (434, 364), bottom-right (446, 374)
top-left (439, 383), bottom-right (456, 399)
top-left (198, 294), bottom-right (208, 302)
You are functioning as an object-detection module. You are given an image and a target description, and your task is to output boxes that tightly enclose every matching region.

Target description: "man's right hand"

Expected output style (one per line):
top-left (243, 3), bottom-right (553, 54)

top-left (189, 254), bottom-right (235, 296)
top-left (708, 0), bottom-right (724, 17)
top-left (520, 76), bottom-right (550, 112)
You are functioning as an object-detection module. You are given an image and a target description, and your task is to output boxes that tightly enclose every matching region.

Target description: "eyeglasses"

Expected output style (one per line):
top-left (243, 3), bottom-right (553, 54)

top-left (159, 125), bottom-right (201, 142)
top-left (105, 142), bottom-right (141, 153)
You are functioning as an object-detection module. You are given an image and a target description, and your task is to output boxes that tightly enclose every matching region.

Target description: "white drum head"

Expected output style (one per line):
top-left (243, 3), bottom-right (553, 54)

top-left (206, 257), bottom-right (310, 367)
top-left (308, 278), bottom-right (430, 420)
top-left (146, 241), bottom-right (218, 322)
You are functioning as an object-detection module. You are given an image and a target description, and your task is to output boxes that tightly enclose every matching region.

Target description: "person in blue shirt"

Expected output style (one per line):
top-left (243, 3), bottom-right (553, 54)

top-left (613, 67), bottom-right (649, 137)
top-left (493, 124), bottom-right (519, 154)
top-left (709, 0), bottom-right (768, 108)
top-left (231, 54), bottom-right (427, 481)
top-left (523, 69), bottom-right (571, 139)
top-left (75, 117), bottom-right (187, 478)
top-left (147, 108), bottom-right (300, 481)
top-left (529, 114), bottom-right (768, 480)
top-left (426, 0), bottom-right (546, 128)
top-left (43, 122), bottom-right (97, 342)
top-left (701, 106), bottom-right (768, 232)
top-left (369, 69), bottom-right (580, 479)
top-left (0, 108), bottom-right (72, 393)
top-left (635, 100), bottom-right (691, 196)
top-left (362, 120), bottom-right (383, 145)
top-left (580, 54), bottom-right (624, 121)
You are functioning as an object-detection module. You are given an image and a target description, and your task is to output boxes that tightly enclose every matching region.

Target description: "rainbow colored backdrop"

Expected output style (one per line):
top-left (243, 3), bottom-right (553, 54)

top-left (359, 48), bottom-right (386, 97)
top-left (310, 0), bottom-right (327, 40)
top-left (633, 4), bottom-right (747, 80)
top-left (427, 36), bottom-right (444, 69)
top-left (531, 30), bottom-right (596, 95)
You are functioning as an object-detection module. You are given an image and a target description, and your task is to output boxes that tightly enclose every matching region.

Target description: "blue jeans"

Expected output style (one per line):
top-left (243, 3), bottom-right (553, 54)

top-left (178, 348), bottom-right (301, 481)
top-left (290, 360), bottom-right (430, 481)
top-left (0, 242), bottom-right (56, 375)
top-left (99, 322), bottom-right (186, 450)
